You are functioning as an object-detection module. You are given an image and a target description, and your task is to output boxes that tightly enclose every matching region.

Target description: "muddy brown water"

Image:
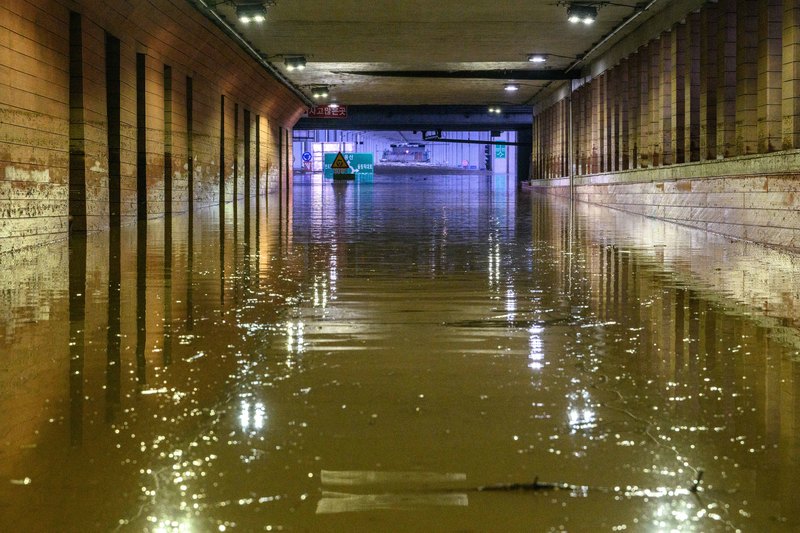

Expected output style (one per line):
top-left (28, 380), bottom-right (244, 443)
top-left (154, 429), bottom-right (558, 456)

top-left (1, 174), bottom-right (798, 532)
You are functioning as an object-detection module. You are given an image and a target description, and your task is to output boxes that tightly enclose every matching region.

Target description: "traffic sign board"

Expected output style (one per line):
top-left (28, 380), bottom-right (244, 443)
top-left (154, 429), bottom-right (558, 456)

top-left (331, 152), bottom-right (350, 169)
top-left (302, 151), bottom-right (312, 162)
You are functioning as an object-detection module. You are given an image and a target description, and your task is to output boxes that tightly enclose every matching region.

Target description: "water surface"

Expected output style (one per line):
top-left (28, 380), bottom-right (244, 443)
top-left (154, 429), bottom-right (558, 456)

top-left (0, 173), bottom-right (798, 531)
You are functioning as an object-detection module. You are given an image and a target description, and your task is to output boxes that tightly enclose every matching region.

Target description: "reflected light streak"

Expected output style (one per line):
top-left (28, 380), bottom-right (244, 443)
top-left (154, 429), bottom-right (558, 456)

top-left (528, 325), bottom-right (544, 371)
top-left (313, 274), bottom-right (329, 308)
top-left (150, 518), bottom-right (192, 533)
top-left (488, 235), bottom-right (501, 288)
top-left (286, 321), bottom-right (306, 354)
top-left (240, 400), bottom-right (267, 432)
top-left (567, 389), bottom-right (596, 432)
top-left (329, 244), bottom-right (338, 294)
top-left (505, 288), bottom-right (516, 321)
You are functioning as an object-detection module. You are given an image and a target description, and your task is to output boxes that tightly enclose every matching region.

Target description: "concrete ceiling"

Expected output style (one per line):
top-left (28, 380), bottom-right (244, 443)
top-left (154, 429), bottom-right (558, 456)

top-left (211, 1), bottom-right (654, 106)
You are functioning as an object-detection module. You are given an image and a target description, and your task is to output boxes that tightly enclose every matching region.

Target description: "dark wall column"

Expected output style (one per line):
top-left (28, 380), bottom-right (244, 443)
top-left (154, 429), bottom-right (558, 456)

top-left (736, 0), bottom-right (759, 155)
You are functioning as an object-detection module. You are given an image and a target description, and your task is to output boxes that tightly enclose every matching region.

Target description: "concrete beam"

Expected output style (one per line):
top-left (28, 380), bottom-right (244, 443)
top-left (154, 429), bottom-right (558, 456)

top-left (294, 105), bottom-right (532, 132)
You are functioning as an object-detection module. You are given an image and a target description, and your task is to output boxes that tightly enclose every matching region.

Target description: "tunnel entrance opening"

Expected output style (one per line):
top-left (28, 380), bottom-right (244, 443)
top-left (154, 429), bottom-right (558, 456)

top-left (293, 129), bottom-right (519, 177)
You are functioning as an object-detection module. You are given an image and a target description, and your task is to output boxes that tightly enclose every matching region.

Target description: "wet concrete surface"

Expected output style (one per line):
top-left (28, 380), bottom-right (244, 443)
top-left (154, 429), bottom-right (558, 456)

top-left (0, 173), bottom-right (798, 531)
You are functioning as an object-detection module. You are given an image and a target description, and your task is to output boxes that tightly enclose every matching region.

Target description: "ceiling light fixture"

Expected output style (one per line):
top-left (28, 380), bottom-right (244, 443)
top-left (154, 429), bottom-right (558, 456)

top-left (236, 3), bottom-right (267, 23)
top-left (311, 86), bottom-right (329, 99)
top-left (504, 83), bottom-right (520, 92)
top-left (284, 56), bottom-right (307, 71)
top-left (328, 103), bottom-right (340, 109)
top-left (488, 105), bottom-right (503, 114)
top-left (528, 54), bottom-right (548, 63)
top-left (567, 4), bottom-right (597, 24)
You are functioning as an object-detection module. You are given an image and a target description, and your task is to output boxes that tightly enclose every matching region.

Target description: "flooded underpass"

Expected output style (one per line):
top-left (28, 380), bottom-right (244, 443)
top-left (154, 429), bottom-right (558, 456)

top-left (1, 174), bottom-right (799, 532)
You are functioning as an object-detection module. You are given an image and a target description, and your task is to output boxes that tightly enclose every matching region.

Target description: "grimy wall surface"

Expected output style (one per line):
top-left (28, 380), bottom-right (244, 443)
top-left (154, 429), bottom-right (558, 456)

top-left (1, 0), bottom-right (306, 254)
top-left (530, 0), bottom-right (800, 252)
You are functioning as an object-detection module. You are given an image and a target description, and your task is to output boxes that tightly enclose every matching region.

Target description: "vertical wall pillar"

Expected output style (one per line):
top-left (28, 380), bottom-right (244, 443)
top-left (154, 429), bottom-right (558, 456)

top-left (737, 0), bottom-right (759, 155)
top-left (629, 57), bottom-right (641, 169)
top-left (595, 73), bottom-right (605, 172)
top-left (672, 24), bottom-right (686, 164)
top-left (686, 12), bottom-right (702, 162)
top-left (782, 0), bottom-right (800, 148)
top-left (717, 0), bottom-right (737, 158)
top-left (637, 45), bottom-right (650, 167)
top-left (543, 109), bottom-right (549, 178)
top-left (758, 0), bottom-right (782, 153)
top-left (661, 32), bottom-right (673, 166)
top-left (583, 82), bottom-right (595, 174)
top-left (69, 12), bottom-right (87, 233)
top-left (548, 104), bottom-right (554, 177)
top-left (219, 95), bottom-right (225, 207)
top-left (244, 109), bottom-right (251, 215)
top-left (255, 114), bottom-right (261, 199)
top-left (532, 114), bottom-right (539, 179)
top-left (136, 53), bottom-right (147, 221)
top-left (620, 58), bottom-right (630, 170)
top-left (233, 103), bottom-right (239, 203)
top-left (701, 4), bottom-right (718, 159)
top-left (561, 99), bottom-right (569, 176)
top-left (550, 107), bottom-right (556, 177)
top-left (650, 38), bottom-right (663, 166)
top-left (517, 128), bottom-right (533, 183)
top-left (608, 69), bottom-right (617, 171)
top-left (105, 33), bottom-right (121, 228)
top-left (186, 76), bottom-right (193, 212)
top-left (574, 89), bottom-right (581, 174)
top-left (278, 126), bottom-right (283, 194)
top-left (163, 65), bottom-right (173, 215)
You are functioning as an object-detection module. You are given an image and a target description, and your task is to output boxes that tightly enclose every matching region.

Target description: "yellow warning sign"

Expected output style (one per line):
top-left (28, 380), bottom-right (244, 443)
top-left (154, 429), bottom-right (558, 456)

top-left (331, 152), bottom-right (350, 169)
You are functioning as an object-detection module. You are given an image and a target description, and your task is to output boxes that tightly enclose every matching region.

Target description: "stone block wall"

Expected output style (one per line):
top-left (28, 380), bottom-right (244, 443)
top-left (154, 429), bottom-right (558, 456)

top-left (531, 150), bottom-right (800, 250)
top-left (0, 0), bottom-right (306, 254)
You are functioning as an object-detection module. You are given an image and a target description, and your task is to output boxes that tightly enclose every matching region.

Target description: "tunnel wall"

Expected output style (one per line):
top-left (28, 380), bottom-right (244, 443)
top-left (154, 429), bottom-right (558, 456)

top-left (530, 0), bottom-right (800, 252)
top-left (0, 0), bottom-right (306, 254)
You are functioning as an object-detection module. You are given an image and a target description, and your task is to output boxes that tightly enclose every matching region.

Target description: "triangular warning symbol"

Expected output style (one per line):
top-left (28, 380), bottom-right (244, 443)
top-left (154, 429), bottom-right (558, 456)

top-left (331, 152), bottom-right (350, 169)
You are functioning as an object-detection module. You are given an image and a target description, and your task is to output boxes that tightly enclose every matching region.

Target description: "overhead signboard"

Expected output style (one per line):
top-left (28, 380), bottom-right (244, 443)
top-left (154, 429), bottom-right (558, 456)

top-left (495, 145), bottom-right (507, 159)
top-left (307, 105), bottom-right (348, 118)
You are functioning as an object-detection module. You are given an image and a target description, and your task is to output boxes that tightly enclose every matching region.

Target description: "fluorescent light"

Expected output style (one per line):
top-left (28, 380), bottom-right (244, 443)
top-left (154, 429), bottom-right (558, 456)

top-left (328, 103), bottom-right (340, 109)
top-left (528, 54), bottom-right (547, 63)
top-left (504, 83), bottom-right (519, 92)
top-left (488, 105), bottom-right (502, 114)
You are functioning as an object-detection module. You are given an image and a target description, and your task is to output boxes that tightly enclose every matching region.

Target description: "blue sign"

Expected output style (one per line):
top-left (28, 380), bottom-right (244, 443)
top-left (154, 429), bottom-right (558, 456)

top-left (302, 151), bottom-right (313, 162)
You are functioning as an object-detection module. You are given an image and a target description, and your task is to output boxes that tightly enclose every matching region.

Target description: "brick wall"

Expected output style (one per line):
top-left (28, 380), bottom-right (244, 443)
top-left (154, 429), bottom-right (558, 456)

top-left (0, 0), bottom-right (306, 254)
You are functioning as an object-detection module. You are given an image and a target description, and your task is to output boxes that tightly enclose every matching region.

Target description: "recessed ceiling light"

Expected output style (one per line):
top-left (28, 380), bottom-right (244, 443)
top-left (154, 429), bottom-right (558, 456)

top-left (567, 4), bottom-right (597, 25)
top-left (284, 56), bottom-right (307, 71)
top-left (237, 3), bottom-right (267, 24)
top-left (311, 86), bottom-right (329, 99)
top-left (528, 54), bottom-right (547, 63)
top-left (504, 83), bottom-right (520, 92)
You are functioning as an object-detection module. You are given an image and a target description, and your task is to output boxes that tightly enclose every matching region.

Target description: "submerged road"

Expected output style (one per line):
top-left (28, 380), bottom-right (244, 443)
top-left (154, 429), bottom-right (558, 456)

top-left (0, 173), bottom-right (798, 531)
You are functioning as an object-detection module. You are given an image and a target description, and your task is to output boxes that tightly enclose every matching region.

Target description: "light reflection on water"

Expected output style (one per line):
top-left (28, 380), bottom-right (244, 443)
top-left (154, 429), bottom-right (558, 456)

top-left (0, 173), bottom-right (798, 531)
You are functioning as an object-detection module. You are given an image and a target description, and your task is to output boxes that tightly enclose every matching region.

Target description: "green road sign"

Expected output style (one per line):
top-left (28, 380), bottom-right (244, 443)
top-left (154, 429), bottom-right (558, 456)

top-left (324, 153), bottom-right (375, 179)
top-left (495, 145), bottom-right (507, 159)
